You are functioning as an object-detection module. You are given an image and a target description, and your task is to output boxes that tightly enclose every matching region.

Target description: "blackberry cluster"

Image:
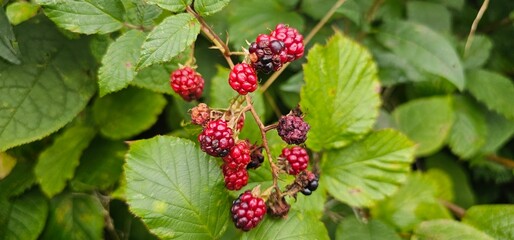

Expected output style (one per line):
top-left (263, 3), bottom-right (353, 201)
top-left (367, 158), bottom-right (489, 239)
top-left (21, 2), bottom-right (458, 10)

top-left (231, 190), bottom-right (267, 231)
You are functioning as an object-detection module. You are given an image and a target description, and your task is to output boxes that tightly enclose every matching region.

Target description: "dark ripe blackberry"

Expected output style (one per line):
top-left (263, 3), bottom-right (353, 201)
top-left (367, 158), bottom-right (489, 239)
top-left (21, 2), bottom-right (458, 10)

top-left (301, 172), bottom-right (319, 196)
top-left (248, 38), bottom-right (286, 74)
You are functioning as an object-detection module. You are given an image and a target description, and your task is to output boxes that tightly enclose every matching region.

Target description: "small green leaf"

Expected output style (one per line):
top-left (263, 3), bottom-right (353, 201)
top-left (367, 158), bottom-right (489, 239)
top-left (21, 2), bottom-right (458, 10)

top-left (241, 211), bottom-right (329, 240)
top-left (146, 0), bottom-right (191, 12)
top-left (480, 111), bottom-right (514, 154)
top-left (228, 0), bottom-right (304, 48)
top-left (425, 169), bottom-right (454, 201)
top-left (462, 205), bottom-right (514, 239)
top-left (336, 217), bottom-right (402, 240)
top-left (0, 191), bottom-right (48, 240)
top-left (123, 0), bottom-right (162, 27)
top-left (0, 18), bottom-right (96, 151)
top-left (322, 129), bottom-right (415, 207)
top-left (35, 125), bottom-right (96, 198)
top-left (36, 0), bottom-right (125, 34)
top-left (0, 161), bottom-right (36, 198)
top-left (461, 35), bottom-right (493, 69)
top-left (407, 1), bottom-right (451, 33)
top-left (137, 13), bottom-right (200, 69)
top-left (393, 96), bottom-right (454, 156)
top-left (0, 152), bottom-right (16, 179)
top-left (376, 21), bottom-right (465, 90)
top-left (301, 33), bottom-right (381, 151)
top-left (93, 87), bottom-right (166, 139)
top-left (467, 70), bottom-right (514, 120)
top-left (0, 7), bottom-right (21, 64)
top-left (98, 30), bottom-right (146, 96)
top-left (372, 173), bottom-right (452, 231)
top-left (125, 136), bottom-right (230, 239)
top-left (413, 220), bottom-right (494, 240)
top-left (448, 96), bottom-right (487, 159)
top-left (6, 2), bottom-right (40, 25)
top-left (195, 0), bottom-right (230, 16)
top-left (41, 193), bottom-right (104, 240)
top-left (71, 137), bottom-right (127, 191)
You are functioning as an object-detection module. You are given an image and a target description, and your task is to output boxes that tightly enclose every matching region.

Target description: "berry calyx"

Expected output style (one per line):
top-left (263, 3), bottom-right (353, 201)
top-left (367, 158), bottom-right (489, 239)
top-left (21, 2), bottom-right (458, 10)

top-left (280, 146), bottom-right (309, 175)
top-left (190, 103), bottom-right (210, 126)
top-left (198, 119), bottom-right (234, 157)
top-left (277, 115), bottom-right (310, 145)
top-left (223, 141), bottom-right (251, 169)
top-left (229, 63), bottom-right (258, 95)
top-left (231, 190), bottom-right (267, 231)
top-left (222, 164), bottom-right (249, 191)
top-left (270, 24), bottom-right (304, 62)
top-left (170, 67), bottom-right (204, 101)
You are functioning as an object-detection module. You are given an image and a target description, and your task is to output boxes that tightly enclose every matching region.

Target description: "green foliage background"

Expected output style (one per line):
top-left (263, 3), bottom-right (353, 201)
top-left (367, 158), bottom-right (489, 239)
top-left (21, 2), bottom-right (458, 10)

top-left (1, 0), bottom-right (514, 239)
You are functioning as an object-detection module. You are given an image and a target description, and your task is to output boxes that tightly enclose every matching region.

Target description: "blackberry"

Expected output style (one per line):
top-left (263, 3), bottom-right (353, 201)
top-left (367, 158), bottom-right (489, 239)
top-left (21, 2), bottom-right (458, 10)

top-left (277, 115), bottom-right (310, 145)
top-left (170, 67), bottom-right (204, 101)
top-left (280, 146), bottom-right (309, 175)
top-left (247, 145), bottom-right (264, 170)
top-left (270, 24), bottom-right (304, 62)
top-left (189, 103), bottom-right (210, 125)
top-left (229, 63), bottom-right (258, 95)
top-left (301, 171), bottom-right (319, 196)
top-left (222, 164), bottom-right (248, 191)
top-left (248, 34), bottom-right (287, 74)
top-left (223, 141), bottom-right (251, 169)
top-left (231, 190), bottom-right (266, 231)
top-left (198, 119), bottom-right (234, 157)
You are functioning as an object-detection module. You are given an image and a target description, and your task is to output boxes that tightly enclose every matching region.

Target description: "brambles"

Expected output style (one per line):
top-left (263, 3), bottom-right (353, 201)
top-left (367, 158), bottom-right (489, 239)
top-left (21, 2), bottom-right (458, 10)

top-left (169, 66), bottom-right (204, 101)
top-left (190, 103), bottom-right (210, 125)
top-left (198, 119), bottom-right (234, 157)
top-left (223, 141), bottom-right (251, 170)
top-left (222, 164), bottom-right (249, 191)
top-left (229, 63), bottom-right (258, 95)
top-left (270, 24), bottom-right (304, 62)
top-left (279, 146), bottom-right (309, 175)
top-left (231, 190), bottom-right (267, 231)
top-left (277, 114), bottom-right (310, 145)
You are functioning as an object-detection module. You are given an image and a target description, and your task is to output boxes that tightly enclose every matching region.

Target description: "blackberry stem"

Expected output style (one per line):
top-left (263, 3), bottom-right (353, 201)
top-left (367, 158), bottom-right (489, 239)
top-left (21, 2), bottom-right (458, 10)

top-left (259, 0), bottom-right (348, 93)
top-left (186, 6), bottom-right (235, 68)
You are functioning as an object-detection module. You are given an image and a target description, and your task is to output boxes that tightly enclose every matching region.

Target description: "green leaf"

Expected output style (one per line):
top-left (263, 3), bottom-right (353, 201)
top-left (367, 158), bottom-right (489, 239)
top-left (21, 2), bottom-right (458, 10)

top-left (480, 111), bottom-right (514, 153)
top-left (0, 152), bottom-right (16, 179)
top-left (6, 2), bottom-right (40, 25)
top-left (93, 87), bottom-right (167, 140)
top-left (0, 191), bottom-right (48, 240)
top-left (463, 205), bottom-right (514, 239)
top-left (228, 0), bottom-right (304, 48)
top-left (372, 173), bottom-right (452, 232)
top-left (0, 7), bottom-right (21, 64)
top-left (393, 96), bottom-right (454, 156)
top-left (0, 161), bottom-right (36, 198)
top-left (41, 193), bottom-right (104, 240)
top-left (137, 13), bottom-right (200, 69)
top-left (36, 0), bottom-right (125, 34)
top-left (195, 0), bottom-right (230, 16)
top-left (35, 125), bottom-right (96, 198)
top-left (123, 0), bottom-right (162, 27)
top-left (467, 70), bottom-right (514, 120)
top-left (425, 169), bottom-right (454, 201)
top-left (209, 65), bottom-right (238, 108)
top-left (376, 21), bottom-right (465, 90)
top-left (98, 30), bottom-right (147, 96)
top-left (407, 1), bottom-right (451, 33)
top-left (301, 33), bottom-right (381, 151)
top-left (71, 137), bottom-right (127, 191)
top-left (322, 129), bottom-right (415, 207)
top-left (336, 217), bottom-right (401, 240)
top-left (125, 136), bottom-right (229, 239)
top-left (461, 35), bottom-right (493, 69)
top-left (448, 96), bottom-right (487, 159)
top-left (413, 220), bottom-right (494, 240)
top-left (146, 0), bottom-right (191, 12)
top-left (241, 211), bottom-right (329, 240)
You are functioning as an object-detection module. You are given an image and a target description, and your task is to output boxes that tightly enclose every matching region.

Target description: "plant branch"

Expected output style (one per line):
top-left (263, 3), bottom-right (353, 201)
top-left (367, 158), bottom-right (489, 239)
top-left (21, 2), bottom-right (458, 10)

top-left (487, 155), bottom-right (514, 169)
top-left (440, 200), bottom-right (466, 219)
top-left (464, 0), bottom-right (490, 56)
top-left (245, 95), bottom-right (281, 192)
top-left (260, 0), bottom-right (347, 93)
top-left (186, 6), bottom-right (235, 68)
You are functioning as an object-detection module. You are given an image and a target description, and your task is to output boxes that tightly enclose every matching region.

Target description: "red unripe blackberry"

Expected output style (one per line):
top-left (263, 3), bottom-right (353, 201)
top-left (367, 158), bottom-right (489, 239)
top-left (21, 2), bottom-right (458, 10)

top-left (222, 164), bottom-right (249, 191)
top-left (190, 103), bottom-right (210, 125)
top-left (223, 141), bottom-right (251, 169)
top-left (277, 115), bottom-right (310, 145)
top-left (270, 24), bottom-right (304, 62)
top-left (229, 63), bottom-right (258, 95)
top-left (248, 36), bottom-right (286, 74)
top-left (170, 67), bottom-right (204, 101)
top-left (280, 146), bottom-right (309, 175)
top-left (236, 114), bottom-right (245, 131)
top-left (231, 190), bottom-right (266, 231)
top-left (198, 119), bottom-right (234, 157)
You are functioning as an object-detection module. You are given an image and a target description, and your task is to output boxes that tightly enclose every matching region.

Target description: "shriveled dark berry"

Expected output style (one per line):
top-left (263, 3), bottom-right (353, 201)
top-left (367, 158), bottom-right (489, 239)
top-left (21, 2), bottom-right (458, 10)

top-left (231, 190), bottom-right (266, 231)
top-left (170, 67), bottom-right (204, 101)
top-left (277, 115), bottom-right (310, 145)
top-left (190, 103), bottom-right (210, 125)
top-left (198, 119), bottom-right (234, 157)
